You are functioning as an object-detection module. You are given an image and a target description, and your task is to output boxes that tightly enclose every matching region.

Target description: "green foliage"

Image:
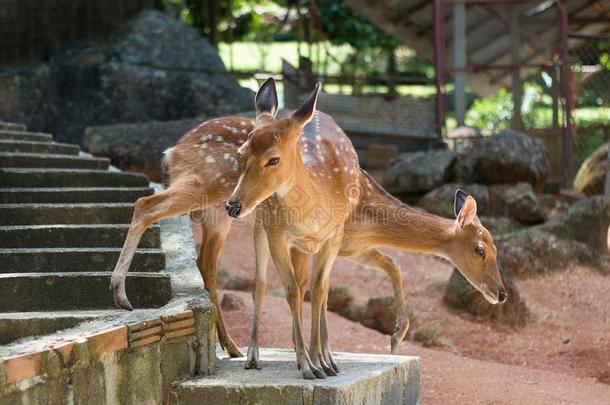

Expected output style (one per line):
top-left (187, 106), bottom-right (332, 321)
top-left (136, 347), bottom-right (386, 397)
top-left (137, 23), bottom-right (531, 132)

top-left (466, 88), bottom-right (513, 133)
top-left (315, 0), bottom-right (398, 50)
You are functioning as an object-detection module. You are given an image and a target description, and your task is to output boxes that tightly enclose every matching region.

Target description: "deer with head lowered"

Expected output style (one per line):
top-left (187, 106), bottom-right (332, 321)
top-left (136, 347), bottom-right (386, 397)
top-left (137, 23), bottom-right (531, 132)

top-left (110, 78), bottom-right (507, 380)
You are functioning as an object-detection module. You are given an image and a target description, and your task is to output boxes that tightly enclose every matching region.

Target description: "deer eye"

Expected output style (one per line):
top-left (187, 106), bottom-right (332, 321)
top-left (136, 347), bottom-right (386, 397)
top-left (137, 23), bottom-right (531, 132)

top-left (474, 245), bottom-right (486, 259)
top-left (266, 157), bottom-right (280, 166)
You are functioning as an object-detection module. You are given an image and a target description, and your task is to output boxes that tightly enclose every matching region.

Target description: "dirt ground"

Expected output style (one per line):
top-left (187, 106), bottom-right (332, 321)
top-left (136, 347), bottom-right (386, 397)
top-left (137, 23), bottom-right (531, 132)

top-left (215, 221), bottom-right (610, 404)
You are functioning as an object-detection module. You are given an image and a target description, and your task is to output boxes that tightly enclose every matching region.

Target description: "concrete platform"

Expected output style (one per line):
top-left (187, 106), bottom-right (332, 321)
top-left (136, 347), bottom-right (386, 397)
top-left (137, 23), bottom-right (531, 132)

top-left (172, 348), bottom-right (421, 405)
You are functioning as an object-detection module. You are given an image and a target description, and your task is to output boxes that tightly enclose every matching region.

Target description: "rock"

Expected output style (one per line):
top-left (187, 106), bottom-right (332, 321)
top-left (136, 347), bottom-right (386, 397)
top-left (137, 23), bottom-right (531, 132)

top-left (443, 267), bottom-right (529, 327)
top-left (221, 292), bottom-right (246, 311)
top-left (496, 196), bottom-right (610, 277)
top-left (303, 283), bottom-right (353, 312)
top-left (574, 142), bottom-right (609, 195)
top-left (83, 117), bottom-right (207, 181)
top-left (418, 182), bottom-right (543, 224)
top-left (0, 10), bottom-right (253, 144)
top-left (479, 216), bottom-right (521, 235)
top-left (538, 196), bottom-right (610, 254)
top-left (382, 149), bottom-right (456, 195)
top-left (222, 274), bottom-right (253, 292)
top-left (489, 183), bottom-right (545, 224)
top-left (418, 183), bottom-right (489, 218)
top-left (462, 130), bottom-right (550, 187)
top-left (327, 283), bottom-right (354, 312)
top-left (360, 295), bottom-right (414, 335)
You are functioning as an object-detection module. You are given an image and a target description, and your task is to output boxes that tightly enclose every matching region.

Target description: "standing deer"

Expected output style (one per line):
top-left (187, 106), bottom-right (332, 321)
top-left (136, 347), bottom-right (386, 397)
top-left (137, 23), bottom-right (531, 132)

top-left (225, 80), bottom-right (507, 378)
top-left (110, 79), bottom-right (507, 379)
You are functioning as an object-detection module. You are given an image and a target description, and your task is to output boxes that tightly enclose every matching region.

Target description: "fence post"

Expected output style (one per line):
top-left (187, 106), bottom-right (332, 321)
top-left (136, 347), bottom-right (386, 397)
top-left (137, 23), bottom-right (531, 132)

top-left (557, 1), bottom-right (575, 186)
top-left (453, 0), bottom-right (466, 126)
top-left (433, 0), bottom-right (446, 139)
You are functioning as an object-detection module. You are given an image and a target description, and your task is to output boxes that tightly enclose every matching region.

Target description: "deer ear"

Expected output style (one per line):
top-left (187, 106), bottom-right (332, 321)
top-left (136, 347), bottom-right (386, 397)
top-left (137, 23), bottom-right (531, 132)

top-left (292, 82), bottom-right (321, 126)
top-left (456, 193), bottom-right (477, 228)
top-left (454, 189), bottom-right (468, 218)
top-left (255, 78), bottom-right (278, 119)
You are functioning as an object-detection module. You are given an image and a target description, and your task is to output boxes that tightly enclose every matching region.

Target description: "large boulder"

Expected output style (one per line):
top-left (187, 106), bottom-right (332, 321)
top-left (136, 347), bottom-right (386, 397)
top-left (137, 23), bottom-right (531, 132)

top-left (458, 130), bottom-right (550, 188)
top-left (418, 182), bottom-right (543, 224)
top-left (418, 183), bottom-right (489, 218)
top-left (497, 196), bottom-right (610, 277)
top-left (488, 183), bottom-right (545, 224)
top-left (0, 10), bottom-right (253, 144)
top-left (84, 118), bottom-right (206, 181)
top-left (574, 141), bottom-right (609, 195)
top-left (382, 149), bottom-right (456, 195)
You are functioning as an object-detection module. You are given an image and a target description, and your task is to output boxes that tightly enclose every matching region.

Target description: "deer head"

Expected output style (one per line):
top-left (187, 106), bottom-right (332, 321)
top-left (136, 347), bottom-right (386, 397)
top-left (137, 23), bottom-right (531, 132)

top-left (448, 189), bottom-right (507, 304)
top-left (226, 79), bottom-right (320, 218)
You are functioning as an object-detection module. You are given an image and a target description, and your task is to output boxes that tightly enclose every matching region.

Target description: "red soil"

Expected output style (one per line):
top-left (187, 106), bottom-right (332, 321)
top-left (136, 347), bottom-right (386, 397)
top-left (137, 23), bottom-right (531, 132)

top-left (217, 221), bottom-right (610, 404)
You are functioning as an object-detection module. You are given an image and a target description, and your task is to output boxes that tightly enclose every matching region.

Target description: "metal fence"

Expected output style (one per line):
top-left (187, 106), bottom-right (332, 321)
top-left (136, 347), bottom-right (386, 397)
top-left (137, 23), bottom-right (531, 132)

top-left (569, 32), bottom-right (610, 170)
top-left (435, 0), bottom-right (575, 186)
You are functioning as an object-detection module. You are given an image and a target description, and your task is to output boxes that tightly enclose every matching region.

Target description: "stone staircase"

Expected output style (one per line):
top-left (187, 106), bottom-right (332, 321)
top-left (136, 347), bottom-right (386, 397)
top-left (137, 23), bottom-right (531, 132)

top-left (0, 121), bottom-right (172, 341)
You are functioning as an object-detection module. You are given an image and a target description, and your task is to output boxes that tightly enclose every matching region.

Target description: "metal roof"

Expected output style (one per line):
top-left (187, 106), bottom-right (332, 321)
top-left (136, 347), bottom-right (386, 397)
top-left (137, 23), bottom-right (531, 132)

top-left (346, 0), bottom-right (610, 96)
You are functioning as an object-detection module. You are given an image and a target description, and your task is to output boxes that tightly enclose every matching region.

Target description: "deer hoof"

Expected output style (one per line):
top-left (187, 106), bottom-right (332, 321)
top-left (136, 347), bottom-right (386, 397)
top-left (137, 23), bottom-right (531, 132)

top-left (311, 366), bottom-right (326, 379)
top-left (111, 281), bottom-right (134, 311)
top-left (224, 342), bottom-right (244, 358)
top-left (245, 347), bottom-right (260, 370)
top-left (321, 362), bottom-right (337, 377)
top-left (302, 367), bottom-right (316, 380)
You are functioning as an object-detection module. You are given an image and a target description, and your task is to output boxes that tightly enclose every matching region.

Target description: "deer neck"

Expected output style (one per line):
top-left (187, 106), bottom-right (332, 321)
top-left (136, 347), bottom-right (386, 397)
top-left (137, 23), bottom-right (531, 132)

top-left (274, 151), bottom-right (317, 205)
top-left (356, 192), bottom-right (456, 256)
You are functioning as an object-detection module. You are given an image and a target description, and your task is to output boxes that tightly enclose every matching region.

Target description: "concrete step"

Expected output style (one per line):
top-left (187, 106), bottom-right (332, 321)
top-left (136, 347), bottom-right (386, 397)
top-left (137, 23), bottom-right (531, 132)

top-left (0, 187), bottom-right (153, 204)
top-left (0, 203), bottom-right (136, 225)
top-left (0, 310), bottom-right (123, 345)
top-left (0, 122), bottom-right (26, 132)
top-left (172, 348), bottom-right (421, 405)
top-left (0, 247), bottom-right (165, 273)
top-left (0, 168), bottom-right (149, 188)
top-left (0, 130), bottom-right (53, 143)
top-left (0, 272), bottom-right (172, 311)
top-left (0, 153), bottom-right (109, 170)
top-left (0, 140), bottom-right (80, 155)
top-left (0, 224), bottom-right (161, 248)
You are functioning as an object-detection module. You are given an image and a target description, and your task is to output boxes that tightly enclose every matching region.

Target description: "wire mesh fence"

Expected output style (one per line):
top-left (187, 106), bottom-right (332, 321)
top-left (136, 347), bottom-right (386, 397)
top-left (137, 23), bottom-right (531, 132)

top-left (569, 33), bottom-right (610, 170)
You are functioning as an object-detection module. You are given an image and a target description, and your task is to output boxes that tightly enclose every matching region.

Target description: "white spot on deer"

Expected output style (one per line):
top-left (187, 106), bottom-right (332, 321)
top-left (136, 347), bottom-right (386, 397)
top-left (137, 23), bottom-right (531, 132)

top-left (333, 167), bottom-right (339, 172)
top-left (201, 134), bottom-right (213, 142)
top-left (223, 153), bottom-right (230, 160)
top-left (240, 121), bottom-right (247, 126)
top-left (200, 144), bottom-right (208, 150)
top-left (206, 155), bottom-right (216, 164)
top-left (316, 135), bottom-right (322, 141)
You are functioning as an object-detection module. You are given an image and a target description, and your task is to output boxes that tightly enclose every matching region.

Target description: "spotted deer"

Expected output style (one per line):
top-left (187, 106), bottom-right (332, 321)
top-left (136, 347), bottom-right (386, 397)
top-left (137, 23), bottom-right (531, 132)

top-left (225, 79), bottom-right (507, 378)
top-left (110, 79), bottom-right (507, 380)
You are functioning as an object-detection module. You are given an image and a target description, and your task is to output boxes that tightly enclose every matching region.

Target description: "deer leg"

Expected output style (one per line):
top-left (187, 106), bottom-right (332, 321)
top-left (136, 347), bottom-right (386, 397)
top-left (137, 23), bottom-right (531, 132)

top-left (196, 208), bottom-right (243, 358)
top-left (349, 249), bottom-right (410, 353)
top-left (309, 238), bottom-right (341, 377)
top-left (269, 236), bottom-right (325, 380)
top-left (320, 279), bottom-right (340, 373)
top-left (291, 249), bottom-right (309, 369)
top-left (110, 177), bottom-right (206, 310)
top-left (245, 220), bottom-right (270, 369)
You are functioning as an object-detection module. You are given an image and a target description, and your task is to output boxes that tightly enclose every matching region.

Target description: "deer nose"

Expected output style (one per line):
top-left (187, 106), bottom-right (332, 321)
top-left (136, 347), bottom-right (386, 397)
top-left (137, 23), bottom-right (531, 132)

top-left (498, 289), bottom-right (508, 304)
top-left (225, 200), bottom-right (242, 218)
